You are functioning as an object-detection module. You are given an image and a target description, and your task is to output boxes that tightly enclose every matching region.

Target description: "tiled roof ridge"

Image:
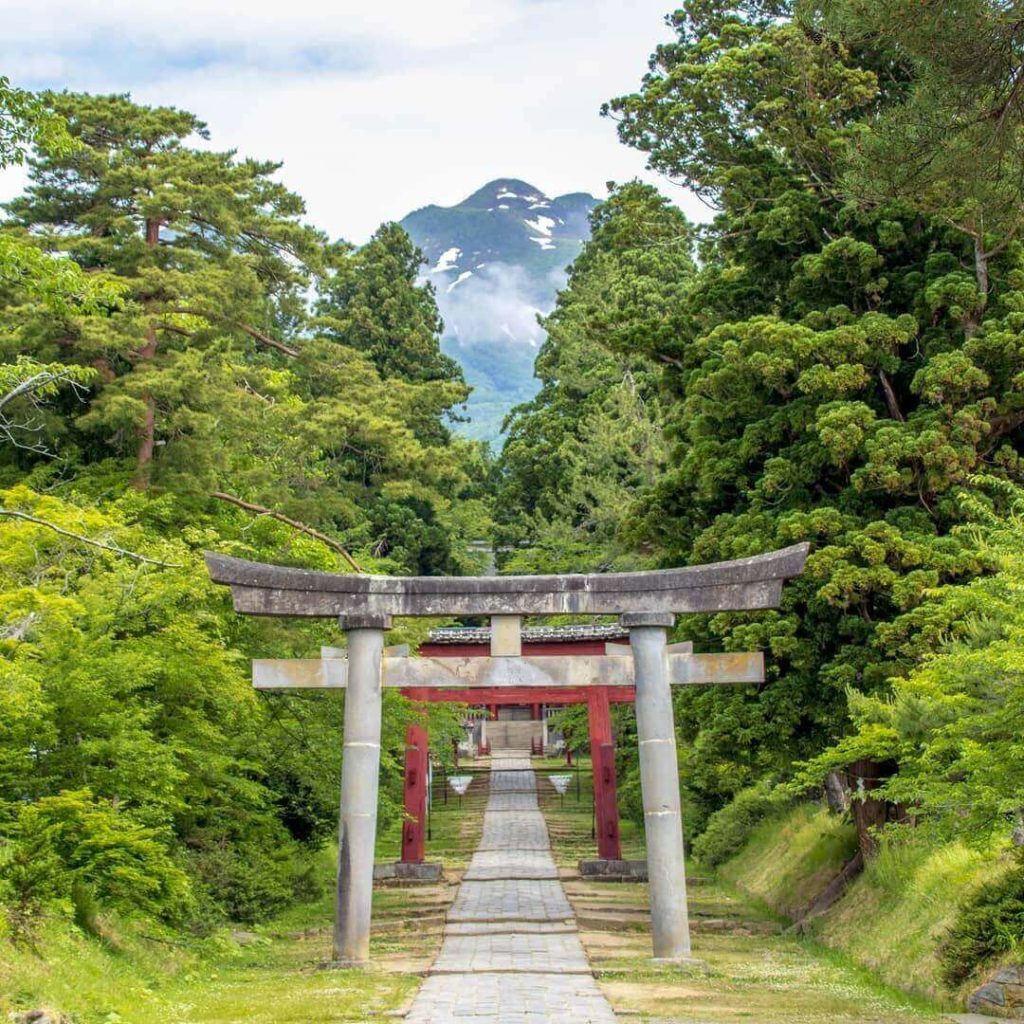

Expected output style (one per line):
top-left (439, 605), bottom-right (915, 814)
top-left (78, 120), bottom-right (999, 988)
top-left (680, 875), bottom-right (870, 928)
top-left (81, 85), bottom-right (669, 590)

top-left (426, 624), bottom-right (630, 644)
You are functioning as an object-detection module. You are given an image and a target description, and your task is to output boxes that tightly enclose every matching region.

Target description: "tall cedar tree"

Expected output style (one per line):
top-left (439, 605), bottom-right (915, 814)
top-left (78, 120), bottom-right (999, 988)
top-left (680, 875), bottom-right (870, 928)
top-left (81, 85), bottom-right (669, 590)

top-left (574, 0), bottom-right (1024, 823)
top-left (496, 182), bottom-right (693, 572)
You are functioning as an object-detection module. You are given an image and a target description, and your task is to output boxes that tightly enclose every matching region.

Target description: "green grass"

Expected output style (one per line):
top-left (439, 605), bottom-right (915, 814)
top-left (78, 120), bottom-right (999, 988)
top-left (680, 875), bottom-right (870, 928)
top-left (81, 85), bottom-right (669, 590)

top-left (375, 764), bottom-right (488, 870)
top-left (716, 801), bottom-right (1011, 1006)
top-left (717, 802), bottom-right (858, 918)
top-left (3, 777), bottom-right (492, 1023)
top-left (538, 784), bottom-right (943, 1022)
top-left (816, 831), bottom-right (1009, 1002)
top-left (533, 756), bottom-right (647, 867)
top-left (0, 911), bottom-right (419, 1024)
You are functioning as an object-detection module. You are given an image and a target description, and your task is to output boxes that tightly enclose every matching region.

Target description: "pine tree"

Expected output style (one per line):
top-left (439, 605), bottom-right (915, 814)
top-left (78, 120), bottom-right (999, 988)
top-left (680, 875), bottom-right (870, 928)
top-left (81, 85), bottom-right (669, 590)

top-left (2, 92), bottom-right (323, 488)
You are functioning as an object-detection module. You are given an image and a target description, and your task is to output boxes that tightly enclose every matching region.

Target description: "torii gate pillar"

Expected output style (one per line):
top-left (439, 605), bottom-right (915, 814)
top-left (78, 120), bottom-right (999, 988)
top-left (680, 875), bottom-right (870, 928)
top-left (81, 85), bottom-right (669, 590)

top-left (401, 718), bottom-right (428, 864)
top-left (625, 612), bottom-right (691, 960)
top-left (335, 615), bottom-right (390, 963)
top-left (587, 686), bottom-right (621, 860)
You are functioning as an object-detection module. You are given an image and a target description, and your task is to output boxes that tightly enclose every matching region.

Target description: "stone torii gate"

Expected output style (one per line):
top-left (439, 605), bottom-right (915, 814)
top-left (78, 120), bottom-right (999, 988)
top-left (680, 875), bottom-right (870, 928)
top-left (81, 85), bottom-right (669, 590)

top-left (205, 542), bottom-right (808, 964)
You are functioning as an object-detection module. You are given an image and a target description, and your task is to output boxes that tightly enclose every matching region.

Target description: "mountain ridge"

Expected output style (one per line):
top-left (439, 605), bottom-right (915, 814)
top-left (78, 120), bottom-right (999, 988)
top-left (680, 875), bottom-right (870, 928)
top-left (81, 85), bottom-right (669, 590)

top-left (399, 178), bottom-right (598, 443)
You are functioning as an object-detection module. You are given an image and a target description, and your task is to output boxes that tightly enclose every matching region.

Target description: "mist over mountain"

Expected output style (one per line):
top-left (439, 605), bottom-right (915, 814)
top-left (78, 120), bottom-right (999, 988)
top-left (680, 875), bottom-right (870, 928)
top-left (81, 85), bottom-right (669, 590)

top-left (400, 178), bottom-right (597, 443)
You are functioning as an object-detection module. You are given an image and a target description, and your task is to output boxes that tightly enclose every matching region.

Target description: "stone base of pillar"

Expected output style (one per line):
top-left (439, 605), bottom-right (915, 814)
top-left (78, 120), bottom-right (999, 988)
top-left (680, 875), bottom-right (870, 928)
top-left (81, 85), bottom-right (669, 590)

top-left (373, 861), bottom-right (443, 883)
top-left (578, 858), bottom-right (648, 882)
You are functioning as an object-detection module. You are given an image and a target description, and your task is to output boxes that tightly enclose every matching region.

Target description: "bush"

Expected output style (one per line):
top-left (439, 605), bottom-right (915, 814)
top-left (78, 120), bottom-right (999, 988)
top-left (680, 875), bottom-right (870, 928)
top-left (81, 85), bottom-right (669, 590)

top-left (939, 859), bottom-right (1024, 986)
top-left (691, 778), bottom-right (780, 868)
top-left (1, 790), bottom-right (192, 938)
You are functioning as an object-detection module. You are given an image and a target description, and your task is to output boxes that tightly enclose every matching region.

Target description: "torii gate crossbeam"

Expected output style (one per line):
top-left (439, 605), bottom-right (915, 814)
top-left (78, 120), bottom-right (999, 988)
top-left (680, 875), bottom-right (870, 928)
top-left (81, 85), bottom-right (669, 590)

top-left (205, 543), bottom-right (808, 964)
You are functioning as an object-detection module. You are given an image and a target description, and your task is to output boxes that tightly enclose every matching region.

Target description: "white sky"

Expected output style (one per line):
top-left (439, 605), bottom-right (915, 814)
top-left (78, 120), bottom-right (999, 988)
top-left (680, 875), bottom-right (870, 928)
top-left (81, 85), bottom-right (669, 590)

top-left (0, 0), bottom-right (707, 242)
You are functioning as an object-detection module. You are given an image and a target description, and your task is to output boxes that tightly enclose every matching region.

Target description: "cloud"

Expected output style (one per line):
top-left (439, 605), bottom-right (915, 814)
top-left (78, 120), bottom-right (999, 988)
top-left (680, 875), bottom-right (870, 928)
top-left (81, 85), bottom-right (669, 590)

top-left (0, 0), bottom-right (711, 241)
top-left (434, 263), bottom-right (559, 350)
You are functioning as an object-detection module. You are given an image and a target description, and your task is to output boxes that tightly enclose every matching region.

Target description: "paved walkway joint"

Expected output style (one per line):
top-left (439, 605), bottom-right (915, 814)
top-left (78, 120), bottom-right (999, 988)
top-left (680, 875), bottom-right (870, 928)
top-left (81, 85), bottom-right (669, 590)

top-left (404, 751), bottom-right (617, 1023)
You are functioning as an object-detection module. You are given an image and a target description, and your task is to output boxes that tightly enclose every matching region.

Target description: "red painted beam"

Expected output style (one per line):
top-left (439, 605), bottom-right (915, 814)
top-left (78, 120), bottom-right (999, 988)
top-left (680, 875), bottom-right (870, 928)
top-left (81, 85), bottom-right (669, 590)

top-left (402, 686), bottom-right (635, 705)
top-left (588, 687), bottom-right (622, 860)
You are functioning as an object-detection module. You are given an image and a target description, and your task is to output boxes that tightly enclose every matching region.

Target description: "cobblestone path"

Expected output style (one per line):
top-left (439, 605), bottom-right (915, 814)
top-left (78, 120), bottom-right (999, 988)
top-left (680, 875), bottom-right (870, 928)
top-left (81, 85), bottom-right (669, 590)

top-left (405, 752), bottom-right (617, 1024)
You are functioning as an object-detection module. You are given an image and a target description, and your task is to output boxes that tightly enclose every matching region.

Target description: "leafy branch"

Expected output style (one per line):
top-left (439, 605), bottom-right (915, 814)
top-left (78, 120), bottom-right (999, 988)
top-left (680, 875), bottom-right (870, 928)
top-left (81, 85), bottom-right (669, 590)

top-left (0, 508), bottom-right (182, 567)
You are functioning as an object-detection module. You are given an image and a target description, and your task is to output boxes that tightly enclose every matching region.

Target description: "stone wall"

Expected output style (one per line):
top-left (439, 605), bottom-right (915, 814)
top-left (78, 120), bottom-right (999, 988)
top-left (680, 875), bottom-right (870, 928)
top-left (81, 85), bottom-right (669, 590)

top-left (968, 965), bottom-right (1024, 1018)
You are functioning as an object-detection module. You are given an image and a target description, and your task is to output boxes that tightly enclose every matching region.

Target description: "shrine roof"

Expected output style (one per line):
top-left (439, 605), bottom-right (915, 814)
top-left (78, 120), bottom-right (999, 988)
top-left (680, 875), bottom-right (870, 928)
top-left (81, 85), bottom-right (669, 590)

top-left (426, 624), bottom-right (630, 645)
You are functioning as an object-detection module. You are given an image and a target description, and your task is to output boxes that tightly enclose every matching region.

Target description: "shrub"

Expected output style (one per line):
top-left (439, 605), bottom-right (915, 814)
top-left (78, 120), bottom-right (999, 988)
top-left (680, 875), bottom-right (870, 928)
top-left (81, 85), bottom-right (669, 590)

top-left (3, 789), bottom-right (192, 931)
top-left (691, 778), bottom-right (780, 868)
top-left (939, 859), bottom-right (1024, 986)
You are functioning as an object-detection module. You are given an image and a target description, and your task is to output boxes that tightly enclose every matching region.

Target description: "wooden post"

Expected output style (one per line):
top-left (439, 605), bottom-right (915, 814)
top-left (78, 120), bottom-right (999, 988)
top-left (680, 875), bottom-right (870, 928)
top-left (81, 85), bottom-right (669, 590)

top-left (401, 722), bottom-right (428, 863)
top-left (587, 685), bottom-right (622, 860)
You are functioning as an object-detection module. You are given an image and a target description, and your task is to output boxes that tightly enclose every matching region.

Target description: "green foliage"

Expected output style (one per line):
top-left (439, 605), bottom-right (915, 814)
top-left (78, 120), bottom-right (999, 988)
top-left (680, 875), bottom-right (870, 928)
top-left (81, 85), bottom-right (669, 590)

top-left (793, 479), bottom-right (1024, 845)
top-left (586, 1), bottom-right (1024, 822)
top-left (0, 89), bottom-right (492, 943)
top-left (496, 181), bottom-right (691, 571)
top-left (0, 75), bottom-right (73, 169)
top-left (2, 790), bottom-right (192, 931)
top-left (939, 859), bottom-right (1024, 986)
top-left (316, 223), bottom-right (466, 394)
top-left (804, 1), bottom-right (1024, 286)
top-left (691, 778), bottom-right (780, 868)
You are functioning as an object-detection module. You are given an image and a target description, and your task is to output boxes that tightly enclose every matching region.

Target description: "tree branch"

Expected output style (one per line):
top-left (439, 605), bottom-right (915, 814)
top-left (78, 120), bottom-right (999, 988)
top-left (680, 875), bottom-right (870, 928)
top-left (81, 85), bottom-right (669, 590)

top-left (0, 508), bottom-right (182, 567)
top-left (211, 492), bottom-right (363, 573)
top-left (877, 369), bottom-right (905, 422)
top-left (168, 309), bottom-right (300, 357)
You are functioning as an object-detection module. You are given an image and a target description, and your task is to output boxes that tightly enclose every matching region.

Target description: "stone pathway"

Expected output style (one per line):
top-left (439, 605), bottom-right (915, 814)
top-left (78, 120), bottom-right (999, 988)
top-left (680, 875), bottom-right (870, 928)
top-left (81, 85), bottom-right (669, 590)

top-left (405, 752), bottom-right (618, 1024)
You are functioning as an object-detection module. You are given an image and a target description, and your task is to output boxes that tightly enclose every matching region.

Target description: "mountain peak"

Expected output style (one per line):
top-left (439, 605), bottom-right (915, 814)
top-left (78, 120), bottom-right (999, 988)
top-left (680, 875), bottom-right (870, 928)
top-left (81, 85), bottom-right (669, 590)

top-left (398, 179), bottom-right (600, 443)
top-left (458, 179), bottom-right (549, 210)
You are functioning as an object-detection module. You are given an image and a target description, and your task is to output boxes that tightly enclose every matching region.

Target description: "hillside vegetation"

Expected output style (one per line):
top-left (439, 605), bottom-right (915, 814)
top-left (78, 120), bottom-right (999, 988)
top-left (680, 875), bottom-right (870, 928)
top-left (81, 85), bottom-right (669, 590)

top-left (3, 0), bottom-right (1024, 1019)
top-left (496, 0), bottom-right (1024, 1005)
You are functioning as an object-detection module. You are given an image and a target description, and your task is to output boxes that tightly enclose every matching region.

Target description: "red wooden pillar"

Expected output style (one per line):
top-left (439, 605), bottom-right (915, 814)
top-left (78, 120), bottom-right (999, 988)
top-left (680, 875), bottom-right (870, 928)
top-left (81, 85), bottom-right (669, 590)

top-left (587, 686), bottom-right (621, 860)
top-left (401, 720), bottom-right (429, 863)
top-left (531, 702), bottom-right (541, 720)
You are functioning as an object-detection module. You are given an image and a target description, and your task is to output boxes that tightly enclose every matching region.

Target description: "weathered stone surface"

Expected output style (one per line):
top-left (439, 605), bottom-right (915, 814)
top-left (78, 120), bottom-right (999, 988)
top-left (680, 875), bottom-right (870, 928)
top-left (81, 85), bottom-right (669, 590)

top-left (204, 542), bottom-right (809, 618)
top-left (968, 983), bottom-right (1007, 1010)
top-left (373, 862), bottom-right (443, 883)
top-left (578, 858), bottom-right (649, 881)
top-left (967, 964), bottom-right (1024, 1017)
top-left (994, 966), bottom-right (1024, 985)
top-left (9, 1012), bottom-right (69, 1024)
top-left (251, 650), bottom-right (765, 690)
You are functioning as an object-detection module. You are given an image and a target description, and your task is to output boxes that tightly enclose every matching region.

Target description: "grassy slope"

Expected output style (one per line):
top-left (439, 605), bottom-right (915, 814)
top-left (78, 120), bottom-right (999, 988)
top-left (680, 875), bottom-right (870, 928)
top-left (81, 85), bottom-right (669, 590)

top-left (714, 802), bottom-right (1007, 1006)
top-left (2, 772), bottom-right (490, 1023)
top-left (717, 802), bottom-right (858, 918)
top-left (539, 782), bottom-right (942, 1023)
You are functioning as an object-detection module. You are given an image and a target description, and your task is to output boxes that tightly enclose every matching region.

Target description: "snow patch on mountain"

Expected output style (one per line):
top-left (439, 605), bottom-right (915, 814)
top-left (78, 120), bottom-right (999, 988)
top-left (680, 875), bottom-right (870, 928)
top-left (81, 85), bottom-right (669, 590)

top-left (447, 270), bottom-right (473, 293)
top-left (523, 215), bottom-right (555, 236)
top-left (399, 178), bottom-right (599, 443)
top-left (432, 246), bottom-right (461, 273)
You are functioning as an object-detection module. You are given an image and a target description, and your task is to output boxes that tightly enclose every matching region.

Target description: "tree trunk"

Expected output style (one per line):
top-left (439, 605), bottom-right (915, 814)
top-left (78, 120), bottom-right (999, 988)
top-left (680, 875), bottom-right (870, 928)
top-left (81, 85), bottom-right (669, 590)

top-left (132, 219), bottom-right (162, 489)
top-left (824, 770), bottom-right (851, 815)
top-left (132, 323), bottom-right (158, 489)
top-left (965, 236), bottom-right (990, 338)
top-left (847, 758), bottom-right (894, 856)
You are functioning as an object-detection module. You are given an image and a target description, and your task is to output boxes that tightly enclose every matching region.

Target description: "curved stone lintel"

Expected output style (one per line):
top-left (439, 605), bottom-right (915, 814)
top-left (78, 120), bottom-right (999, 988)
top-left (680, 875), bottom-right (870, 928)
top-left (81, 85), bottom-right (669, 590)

top-left (204, 542), bottom-right (809, 619)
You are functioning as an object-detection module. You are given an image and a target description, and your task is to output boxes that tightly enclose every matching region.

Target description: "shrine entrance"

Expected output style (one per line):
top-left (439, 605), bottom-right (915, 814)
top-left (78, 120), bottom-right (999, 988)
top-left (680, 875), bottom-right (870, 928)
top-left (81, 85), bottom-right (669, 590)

top-left (205, 543), bottom-right (808, 965)
top-left (412, 623), bottom-right (642, 863)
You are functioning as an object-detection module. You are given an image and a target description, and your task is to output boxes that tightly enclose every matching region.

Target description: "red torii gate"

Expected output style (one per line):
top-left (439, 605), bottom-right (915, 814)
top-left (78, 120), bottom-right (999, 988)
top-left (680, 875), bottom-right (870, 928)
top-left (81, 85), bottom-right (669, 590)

top-left (399, 624), bottom-right (638, 864)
